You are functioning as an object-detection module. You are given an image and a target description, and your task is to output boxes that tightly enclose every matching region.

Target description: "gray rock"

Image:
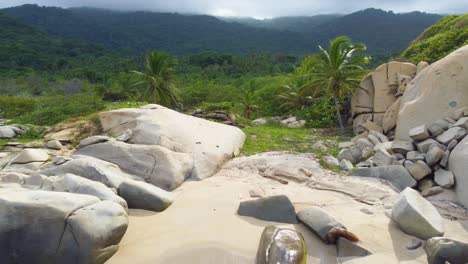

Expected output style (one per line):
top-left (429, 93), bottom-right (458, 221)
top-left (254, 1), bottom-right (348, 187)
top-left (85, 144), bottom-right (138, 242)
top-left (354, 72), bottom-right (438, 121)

top-left (418, 178), bottom-right (435, 192)
top-left (439, 150), bottom-right (450, 168)
top-left (52, 156), bottom-right (72, 165)
top-left (339, 159), bottom-right (354, 171)
top-left (436, 127), bottom-right (467, 145)
top-left (428, 119), bottom-right (450, 137)
top-left (256, 226), bottom-right (306, 264)
top-left (350, 165), bottom-right (417, 191)
top-left (424, 237), bottom-right (468, 264)
top-left (409, 125), bottom-right (431, 141)
top-left (434, 169), bottom-right (455, 188)
top-left (454, 116), bottom-right (468, 129)
top-left (406, 239), bottom-right (423, 250)
top-left (406, 151), bottom-right (426, 162)
top-left (322, 155), bottom-right (339, 167)
top-left (404, 160), bottom-right (414, 170)
top-left (297, 207), bottom-right (352, 244)
top-left (11, 149), bottom-right (49, 164)
top-left (338, 146), bottom-right (362, 164)
top-left (77, 141), bottom-right (194, 191)
top-left (367, 134), bottom-right (381, 145)
top-left (425, 146), bottom-right (446, 166)
top-left (393, 153), bottom-right (405, 160)
top-left (118, 179), bottom-right (174, 212)
top-left (373, 149), bottom-right (395, 166)
top-left (249, 186), bottom-right (265, 198)
top-left (0, 189), bottom-right (128, 264)
top-left (447, 139), bottom-right (458, 150)
top-left (252, 118), bottom-right (268, 126)
top-left (391, 188), bottom-right (444, 240)
top-left (370, 130), bottom-right (389, 143)
top-left (373, 142), bottom-right (393, 153)
top-left (356, 161), bottom-right (372, 168)
top-left (393, 159), bottom-right (405, 166)
top-left (312, 141), bottom-right (328, 151)
top-left (336, 237), bottom-right (372, 259)
top-left (391, 141), bottom-right (414, 155)
top-left (238, 195), bottom-right (297, 224)
top-left (408, 161), bottom-right (432, 181)
top-left (449, 136), bottom-right (468, 207)
top-left (338, 142), bottom-right (355, 149)
top-left (79, 135), bottom-right (111, 148)
top-left (355, 138), bottom-right (374, 149)
top-left (361, 147), bottom-right (374, 160)
top-left (115, 129), bottom-right (133, 142)
top-left (416, 139), bottom-right (439, 153)
top-left (41, 173), bottom-right (128, 209)
top-left (0, 127), bottom-right (16, 138)
top-left (40, 155), bottom-right (137, 188)
top-left (45, 140), bottom-right (63, 150)
top-left (421, 186), bottom-right (444, 197)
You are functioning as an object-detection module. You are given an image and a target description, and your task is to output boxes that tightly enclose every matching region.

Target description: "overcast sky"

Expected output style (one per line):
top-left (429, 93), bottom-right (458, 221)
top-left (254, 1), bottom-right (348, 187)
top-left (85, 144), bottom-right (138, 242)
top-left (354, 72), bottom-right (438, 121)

top-left (1, 0), bottom-right (466, 18)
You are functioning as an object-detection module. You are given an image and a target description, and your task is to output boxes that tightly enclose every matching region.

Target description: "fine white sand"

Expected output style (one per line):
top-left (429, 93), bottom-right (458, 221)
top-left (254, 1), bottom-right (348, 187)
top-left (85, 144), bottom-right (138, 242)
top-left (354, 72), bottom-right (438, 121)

top-left (108, 153), bottom-right (468, 264)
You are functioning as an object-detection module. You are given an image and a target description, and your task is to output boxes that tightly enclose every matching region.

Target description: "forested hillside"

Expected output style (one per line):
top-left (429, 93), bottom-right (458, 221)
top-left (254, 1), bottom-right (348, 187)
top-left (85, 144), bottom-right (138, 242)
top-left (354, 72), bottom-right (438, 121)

top-left (1, 5), bottom-right (442, 55)
top-left (402, 14), bottom-right (468, 63)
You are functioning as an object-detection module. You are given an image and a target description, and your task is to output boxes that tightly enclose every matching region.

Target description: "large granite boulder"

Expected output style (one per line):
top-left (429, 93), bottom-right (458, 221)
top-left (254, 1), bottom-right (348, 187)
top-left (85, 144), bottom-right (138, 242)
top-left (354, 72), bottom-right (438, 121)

top-left (77, 140), bottom-right (193, 191)
top-left (351, 61), bottom-right (416, 131)
top-left (256, 226), bottom-right (307, 264)
top-left (0, 189), bottom-right (128, 264)
top-left (391, 188), bottom-right (444, 240)
top-left (396, 45), bottom-right (468, 141)
top-left (449, 136), bottom-right (468, 208)
top-left (424, 237), bottom-right (468, 264)
top-left (99, 104), bottom-right (245, 181)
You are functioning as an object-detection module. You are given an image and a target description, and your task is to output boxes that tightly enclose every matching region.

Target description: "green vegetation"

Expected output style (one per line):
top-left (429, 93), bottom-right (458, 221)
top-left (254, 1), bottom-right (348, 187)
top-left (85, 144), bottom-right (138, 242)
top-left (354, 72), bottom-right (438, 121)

top-left (132, 51), bottom-right (180, 106)
top-left (402, 14), bottom-right (468, 63)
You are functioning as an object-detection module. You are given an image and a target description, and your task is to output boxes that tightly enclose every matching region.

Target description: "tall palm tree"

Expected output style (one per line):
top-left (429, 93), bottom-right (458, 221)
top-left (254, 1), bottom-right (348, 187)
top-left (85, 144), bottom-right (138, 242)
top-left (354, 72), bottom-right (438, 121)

top-left (277, 65), bottom-right (314, 111)
top-left (302, 36), bottom-right (370, 130)
top-left (239, 81), bottom-right (259, 119)
top-left (132, 50), bottom-right (181, 107)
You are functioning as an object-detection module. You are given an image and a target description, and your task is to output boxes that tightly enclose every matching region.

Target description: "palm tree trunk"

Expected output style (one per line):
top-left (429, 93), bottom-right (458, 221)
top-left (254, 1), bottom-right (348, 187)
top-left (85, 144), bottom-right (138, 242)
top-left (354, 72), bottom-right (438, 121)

top-left (333, 95), bottom-right (345, 131)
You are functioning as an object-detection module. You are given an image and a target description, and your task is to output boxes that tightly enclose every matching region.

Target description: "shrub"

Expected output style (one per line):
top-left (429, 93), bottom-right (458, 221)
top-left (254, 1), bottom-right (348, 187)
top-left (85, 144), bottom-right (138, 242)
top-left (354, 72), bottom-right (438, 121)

top-left (0, 96), bottom-right (37, 119)
top-left (196, 101), bottom-right (234, 112)
top-left (295, 97), bottom-right (336, 128)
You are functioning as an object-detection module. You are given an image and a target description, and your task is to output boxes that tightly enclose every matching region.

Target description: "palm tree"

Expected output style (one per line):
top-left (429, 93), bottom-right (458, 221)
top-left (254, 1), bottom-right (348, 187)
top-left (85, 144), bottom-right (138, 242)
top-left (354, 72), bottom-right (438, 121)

top-left (239, 81), bottom-right (259, 119)
top-left (132, 50), bottom-right (181, 107)
top-left (277, 66), bottom-right (314, 111)
top-left (302, 36), bottom-right (370, 130)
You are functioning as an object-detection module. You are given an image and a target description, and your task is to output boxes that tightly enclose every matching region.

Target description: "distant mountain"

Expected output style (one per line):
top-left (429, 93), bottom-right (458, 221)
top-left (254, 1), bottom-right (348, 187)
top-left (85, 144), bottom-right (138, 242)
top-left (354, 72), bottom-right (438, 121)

top-left (0, 5), bottom-right (443, 56)
top-left (220, 15), bottom-right (342, 32)
top-left (402, 14), bottom-right (468, 63)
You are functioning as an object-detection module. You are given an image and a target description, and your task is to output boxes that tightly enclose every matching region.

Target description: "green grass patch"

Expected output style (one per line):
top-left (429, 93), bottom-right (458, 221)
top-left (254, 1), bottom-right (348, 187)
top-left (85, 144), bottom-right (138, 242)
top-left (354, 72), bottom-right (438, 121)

top-left (241, 124), bottom-right (312, 156)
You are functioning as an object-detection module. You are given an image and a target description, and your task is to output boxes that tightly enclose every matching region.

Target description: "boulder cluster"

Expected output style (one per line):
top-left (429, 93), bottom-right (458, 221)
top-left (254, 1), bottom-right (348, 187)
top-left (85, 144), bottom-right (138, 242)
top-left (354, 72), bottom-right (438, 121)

top-left (252, 116), bottom-right (306, 128)
top-left (0, 104), bottom-right (246, 263)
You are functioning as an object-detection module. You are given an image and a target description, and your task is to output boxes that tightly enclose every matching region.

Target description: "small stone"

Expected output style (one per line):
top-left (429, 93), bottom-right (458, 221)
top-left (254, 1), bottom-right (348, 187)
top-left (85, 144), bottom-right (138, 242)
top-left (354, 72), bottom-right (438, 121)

top-left (416, 139), bottom-right (439, 153)
top-left (356, 161), bottom-right (372, 168)
top-left (336, 237), bottom-right (372, 259)
top-left (439, 150), bottom-right (450, 168)
top-left (370, 130), bottom-right (389, 143)
top-left (11, 149), bottom-right (49, 164)
top-left (79, 136), bottom-right (110, 148)
top-left (444, 117), bottom-right (457, 124)
top-left (391, 188), bottom-right (444, 240)
top-left (249, 186), bottom-right (265, 198)
top-left (322, 155), bottom-right (339, 167)
top-left (393, 153), bottom-right (405, 160)
top-left (409, 125), bottom-right (431, 141)
top-left (256, 226), bottom-right (307, 264)
top-left (436, 127), bottom-right (467, 145)
top-left (373, 142), bottom-right (393, 153)
top-left (350, 165), bottom-right (417, 191)
top-left (355, 138), bottom-right (374, 149)
top-left (373, 149), bottom-right (395, 166)
top-left (454, 116), bottom-right (468, 129)
top-left (368, 134), bottom-right (381, 145)
top-left (392, 141), bottom-right (415, 155)
top-left (418, 178), bottom-right (435, 192)
top-left (338, 142), bottom-right (355, 149)
top-left (421, 186), bottom-right (444, 197)
top-left (428, 119), bottom-right (450, 137)
top-left (447, 140), bottom-right (458, 151)
top-left (312, 140), bottom-right (328, 151)
top-left (425, 146), bottom-right (446, 166)
top-left (393, 159), bottom-right (405, 166)
top-left (406, 239), bottom-right (423, 250)
top-left (52, 156), bottom-right (72, 165)
top-left (406, 151), bottom-right (426, 162)
top-left (45, 140), bottom-right (63, 150)
top-left (237, 195), bottom-right (298, 224)
top-left (362, 120), bottom-right (383, 134)
top-left (408, 161), bottom-right (432, 180)
top-left (339, 159), bottom-right (354, 171)
top-left (338, 146), bottom-right (362, 164)
top-left (434, 169), bottom-right (455, 188)
top-left (424, 237), bottom-right (468, 264)
top-left (360, 208), bottom-right (374, 215)
top-left (351, 132), bottom-right (369, 143)
top-left (404, 160), bottom-right (414, 170)
top-left (361, 147), bottom-right (374, 160)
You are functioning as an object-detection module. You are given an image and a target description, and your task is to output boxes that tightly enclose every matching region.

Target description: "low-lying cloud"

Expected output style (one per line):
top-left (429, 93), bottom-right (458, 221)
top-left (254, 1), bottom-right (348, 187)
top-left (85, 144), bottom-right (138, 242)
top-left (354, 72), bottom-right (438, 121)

top-left (1, 0), bottom-right (466, 18)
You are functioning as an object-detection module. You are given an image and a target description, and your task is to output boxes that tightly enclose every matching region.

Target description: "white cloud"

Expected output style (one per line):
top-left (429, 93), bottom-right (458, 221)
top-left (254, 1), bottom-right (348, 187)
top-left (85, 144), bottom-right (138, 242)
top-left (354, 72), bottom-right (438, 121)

top-left (1, 0), bottom-right (466, 18)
